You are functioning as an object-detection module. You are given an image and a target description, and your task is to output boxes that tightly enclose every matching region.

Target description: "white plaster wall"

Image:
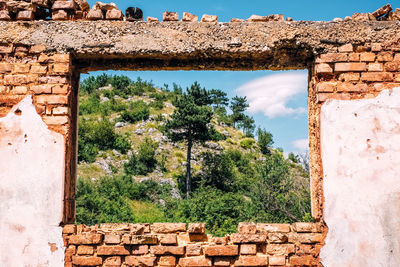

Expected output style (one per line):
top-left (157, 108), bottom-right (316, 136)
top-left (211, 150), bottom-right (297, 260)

top-left (320, 88), bottom-right (400, 267)
top-left (0, 96), bottom-right (65, 266)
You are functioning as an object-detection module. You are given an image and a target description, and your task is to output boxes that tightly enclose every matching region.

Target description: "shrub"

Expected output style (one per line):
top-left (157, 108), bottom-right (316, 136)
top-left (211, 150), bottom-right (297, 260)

top-left (120, 101), bottom-right (150, 123)
top-left (124, 138), bottom-right (157, 175)
top-left (240, 138), bottom-right (255, 149)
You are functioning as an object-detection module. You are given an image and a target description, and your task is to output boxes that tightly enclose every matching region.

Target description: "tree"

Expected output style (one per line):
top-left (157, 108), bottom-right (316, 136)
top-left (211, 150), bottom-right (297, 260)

top-left (257, 128), bottom-right (274, 155)
top-left (230, 96), bottom-right (249, 128)
top-left (165, 82), bottom-right (213, 198)
top-left (209, 89), bottom-right (229, 109)
top-left (240, 115), bottom-right (256, 137)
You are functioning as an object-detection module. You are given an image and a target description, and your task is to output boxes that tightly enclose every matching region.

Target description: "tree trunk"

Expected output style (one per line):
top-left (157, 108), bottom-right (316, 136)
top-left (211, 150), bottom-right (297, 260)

top-left (186, 138), bottom-right (192, 198)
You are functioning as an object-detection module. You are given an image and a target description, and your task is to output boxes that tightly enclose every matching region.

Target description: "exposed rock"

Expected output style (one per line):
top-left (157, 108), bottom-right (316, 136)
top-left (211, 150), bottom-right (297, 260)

top-left (115, 122), bottom-right (128, 128)
top-left (351, 13), bottom-right (376, 21)
top-left (389, 9), bottom-right (400, 21)
top-left (106, 9), bottom-right (123, 20)
top-left (371, 4), bottom-right (392, 18)
top-left (87, 8), bottom-right (103, 20)
top-left (201, 14), bottom-right (217, 23)
top-left (246, 15), bottom-right (268, 22)
top-left (74, 0), bottom-right (90, 11)
top-left (96, 2), bottom-right (118, 12)
top-left (96, 159), bottom-right (112, 174)
top-left (230, 18), bottom-right (244, 23)
top-left (333, 18), bottom-right (343, 22)
top-left (134, 128), bottom-right (145, 135)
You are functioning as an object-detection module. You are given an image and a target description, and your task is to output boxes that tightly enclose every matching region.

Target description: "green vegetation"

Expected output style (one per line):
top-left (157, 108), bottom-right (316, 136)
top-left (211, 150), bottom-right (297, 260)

top-left (76, 73), bottom-right (312, 236)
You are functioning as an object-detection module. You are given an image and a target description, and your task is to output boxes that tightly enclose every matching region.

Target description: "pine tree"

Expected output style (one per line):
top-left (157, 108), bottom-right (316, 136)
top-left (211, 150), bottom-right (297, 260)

top-left (230, 96), bottom-right (250, 128)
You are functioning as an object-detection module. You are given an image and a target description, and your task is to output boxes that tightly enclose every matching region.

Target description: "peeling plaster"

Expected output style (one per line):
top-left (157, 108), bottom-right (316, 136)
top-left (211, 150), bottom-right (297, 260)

top-left (0, 96), bottom-right (65, 266)
top-left (320, 88), bottom-right (400, 267)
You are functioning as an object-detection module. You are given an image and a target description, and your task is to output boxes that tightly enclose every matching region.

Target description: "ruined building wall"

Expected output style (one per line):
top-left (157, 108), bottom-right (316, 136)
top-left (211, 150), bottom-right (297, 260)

top-left (0, 20), bottom-right (400, 266)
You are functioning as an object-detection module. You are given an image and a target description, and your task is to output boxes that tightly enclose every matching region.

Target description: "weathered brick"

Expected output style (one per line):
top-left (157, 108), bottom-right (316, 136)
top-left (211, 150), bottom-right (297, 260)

top-left (106, 9), bottom-right (123, 20)
top-left (0, 63), bottom-right (11, 73)
top-left (52, 106), bottom-right (69, 115)
top-left (186, 244), bottom-right (202, 256)
top-left (68, 233), bottom-right (102, 245)
top-left (267, 233), bottom-right (288, 243)
top-left (256, 224), bottom-right (291, 233)
top-left (338, 43), bottom-right (353, 53)
top-left (179, 256), bottom-right (212, 267)
top-left (289, 255), bottom-right (318, 266)
top-left (29, 44), bottom-right (46, 54)
top-left (348, 53), bottom-right (360, 62)
top-left (361, 72), bottom-right (393, 82)
top-left (63, 224), bottom-right (76, 234)
top-left (159, 256), bottom-right (176, 266)
top-left (150, 246), bottom-right (185, 255)
top-left (266, 244), bottom-right (295, 255)
top-left (231, 234), bottom-right (267, 244)
top-left (368, 63), bottom-right (384, 72)
top-left (132, 245), bottom-right (149, 255)
top-left (87, 9), bottom-right (104, 20)
top-left (31, 84), bottom-right (52, 94)
top-left (316, 82), bottom-right (336, 92)
top-left (103, 256), bottom-right (121, 267)
top-left (72, 256), bottom-right (102, 266)
top-left (39, 76), bottom-right (68, 84)
top-left (377, 52), bottom-right (393, 62)
top-left (0, 44), bottom-right (13, 54)
top-left (152, 223), bottom-right (186, 233)
top-left (269, 255), bottom-right (286, 266)
top-left (316, 53), bottom-right (348, 63)
top-left (315, 63), bottom-right (333, 74)
top-left (182, 12), bottom-right (198, 22)
top-left (240, 244), bottom-right (257, 255)
top-left (52, 84), bottom-right (69, 94)
top-left (17, 11), bottom-right (34, 21)
top-left (234, 256), bottom-right (268, 266)
top-left (12, 64), bottom-right (30, 73)
top-left (188, 223), bottom-right (205, 234)
top-left (30, 64), bottom-right (47, 74)
top-left (131, 235), bottom-right (158, 245)
top-left (335, 63), bottom-right (367, 72)
top-left (371, 43), bottom-right (382, 52)
top-left (43, 115), bottom-right (69, 125)
top-left (292, 223), bottom-right (322, 233)
top-left (36, 95), bottom-right (68, 105)
top-left (159, 234), bottom-right (178, 245)
top-left (52, 1), bottom-right (76, 10)
top-left (238, 222), bottom-right (257, 234)
top-left (51, 63), bottom-right (70, 74)
top-left (125, 256), bottom-right (156, 267)
top-left (97, 245), bottom-right (129, 255)
top-left (296, 244), bottom-right (322, 256)
top-left (288, 233), bottom-right (324, 244)
top-left (211, 236), bottom-right (228, 245)
top-left (4, 75), bottom-right (28, 85)
top-left (204, 245), bottom-right (238, 256)
top-left (65, 245), bottom-right (76, 261)
top-left (12, 86), bottom-right (27, 95)
top-left (384, 62), bottom-right (400, 72)
top-left (163, 12), bottom-right (179, 21)
top-left (360, 52), bottom-right (376, 62)
top-left (104, 234), bottom-right (121, 244)
top-left (214, 257), bottom-right (232, 266)
top-left (339, 73), bottom-right (360, 82)
top-left (77, 245), bottom-right (94, 255)
top-left (201, 15), bottom-right (218, 23)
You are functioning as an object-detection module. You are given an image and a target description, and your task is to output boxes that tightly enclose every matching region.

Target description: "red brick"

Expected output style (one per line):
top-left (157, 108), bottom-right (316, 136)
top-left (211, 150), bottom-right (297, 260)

top-left (211, 236), bottom-right (228, 245)
top-left (316, 82), bottom-right (336, 92)
top-left (371, 43), bottom-right (382, 52)
top-left (4, 75), bottom-right (28, 85)
top-left (361, 72), bottom-right (393, 82)
top-left (51, 63), bottom-right (70, 74)
top-left (152, 223), bottom-right (186, 233)
top-left (31, 84), bottom-right (52, 94)
top-left (43, 115), bottom-right (68, 125)
top-left (315, 63), bottom-right (333, 74)
top-left (52, 84), bottom-right (69, 94)
top-left (188, 223), bottom-right (205, 234)
top-left (29, 44), bottom-right (46, 54)
top-left (231, 234), bottom-right (267, 244)
top-left (266, 244), bottom-right (295, 255)
top-left (36, 95), bottom-right (68, 105)
top-left (163, 11), bottom-right (179, 21)
top-left (296, 244), bottom-right (322, 256)
top-left (316, 53), bottom-right (348, 63)
top-left (238, 222), bottom-right (257, 234)
top-left (30, 64), bottom-right (47, 74)
top-left (39, 76), bottom-right (68, 84)
top-left (159, 256), bottom-right (176, 266)
top-left (214, 257), bottom-right (232, 266)
top-left (0, 44), bottom-right (13, 54)
top-left (52, 106), bottom-right (68, 115)
top-left (127, 245), bottom-right (147, 255)
top-left (130, 235), bottom-right (158, 245)
top-left (52, 54), bottom-right (71, 63)
top-left (256, 224), bottom-right (291, 233)
top-left (289, 255), bottom-right (318, 266)
top-left (52, 1), bottom-right (76, 10)
top-left (204, 245), bottom-right (238, 256)
top-left (12, 86), bottom-right (27, 95)
top-left (269, 256), bottom-right (286, 266)
top-left (72, 256), bottom-right (102, 266)
top-left (348, 53), bottom-right (360, 61)
top-left (384, 62), bottom-right (400, 72)
top-left (292, 223), bottom-right (323, 233)
top-left (150, 246), bottom-right (185, 255)
top-left (338, 43), bottom-right (353, 53)
top-left (240, 244), bottom-right (257, 255)
top-left (68, 234), bottom-right (102, 245)
top-left (65, 245), bottom-right (76, 262)
top-left (103, 256), bottom-right (121, 267)
top-left (360, 52), bottom-right (376, 62)
top-left (12, 64), bottom-right (30, 73)
top-left (335, 63), bottom-right (367, 72)
top-left (0, 63), bottom-right (11, 73)
top-left (159, 234), bottom-right (177, 245)
top-left (377, 52), bottom-right (393, 62)
top-left (179, 256), bottom-right (212, 267)
top-left (17, 10), bottom-right (34, 21)
top-left (288, 233), bottom-right (324, 244)
top-left (186, 244), bottom-right (202, 256)
top-left (267, 233), bottom-right (288, 243)
top-left (125, 256), bottom-right (157, 267)
top-left (339, 73), bottom-right (360, 82)
top-left (63, 224), bottom-right (76, 234)
top-left (77, 245), bottom-right (94, 255)
top-left (104, 234), bottom-right (121, 244)
top-left (368, 63), bottom-right (384, 72)
top-left (97, 245), bottom-right (130, 255)
top-left (234, 256), bottom-right (268, 266)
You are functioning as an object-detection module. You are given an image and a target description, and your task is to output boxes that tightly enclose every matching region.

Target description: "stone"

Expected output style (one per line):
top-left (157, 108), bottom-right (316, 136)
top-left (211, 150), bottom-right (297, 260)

top-left (286, 17), bottom-right (293, 21)
top-left (230, 18), bottom-right (244, 22)
top-left (52, 1), bottom-right (76, 10)
top-left (201, 14), bottom-right (218, 22)
top-left (126, 7), bottom-right (143, 21)
top-left (147, 17), bottom-right (158, 23)
top-left (204, 245), bottom-right (238, 256)
top-left (52, 10), bottom-right (69, 20)
top-left (96, 2), bottom-right (118, 11)
top-left (182, 12), bottom-right (198, 22)
top-left (338, 43), bottom-right (353, 53)
top-left (32, 0), bottom-right (52, 8)
top-left (333, 17), bottom-right (342, 22)
top-left (188, 223), bottom-right (205, 234)
top-left (163, 11), bottom-right (179, 21)
top-left (388, 9), bottom-right (400, 21)
top-left (106, 9), bottom-right (123, 20)
top-left (351, 13), bottom-right (376, 21)
top-left (87, 8), bottom-right (103, 20)
top-left (74, 0), bottom-right (90, 11)
top-left (372, 4), bottom-right (392, 18)
top-left (266, 14), bottom-right (284, 21)
top-left (247, 15), bottom-right (267, 22)
top-left (17, 10), bottom-right (34, 21)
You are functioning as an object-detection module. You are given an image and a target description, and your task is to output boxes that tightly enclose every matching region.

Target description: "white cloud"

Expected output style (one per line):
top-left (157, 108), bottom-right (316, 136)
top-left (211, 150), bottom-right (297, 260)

top-left (292, 138), bottom-right (309, 152)
top-left (236, 72), bottom-right (308, 118)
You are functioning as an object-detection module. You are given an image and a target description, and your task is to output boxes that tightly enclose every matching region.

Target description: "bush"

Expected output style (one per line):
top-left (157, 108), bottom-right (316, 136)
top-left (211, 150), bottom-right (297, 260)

top-left (120, 101), bottom-right (150, 123)
top-left (124, 138), bottom-right (157, 175)
top-left (240, 138), bottom-right (255, 149)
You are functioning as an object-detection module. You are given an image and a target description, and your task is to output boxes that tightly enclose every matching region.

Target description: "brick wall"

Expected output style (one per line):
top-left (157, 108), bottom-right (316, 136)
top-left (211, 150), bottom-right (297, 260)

top-left (63, 222), bottom-right (324, 267)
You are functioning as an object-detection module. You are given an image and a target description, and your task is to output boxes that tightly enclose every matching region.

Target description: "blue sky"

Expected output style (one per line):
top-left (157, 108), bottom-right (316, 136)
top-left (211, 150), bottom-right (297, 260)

top-left (83, 0), bottom-right (392, 153)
